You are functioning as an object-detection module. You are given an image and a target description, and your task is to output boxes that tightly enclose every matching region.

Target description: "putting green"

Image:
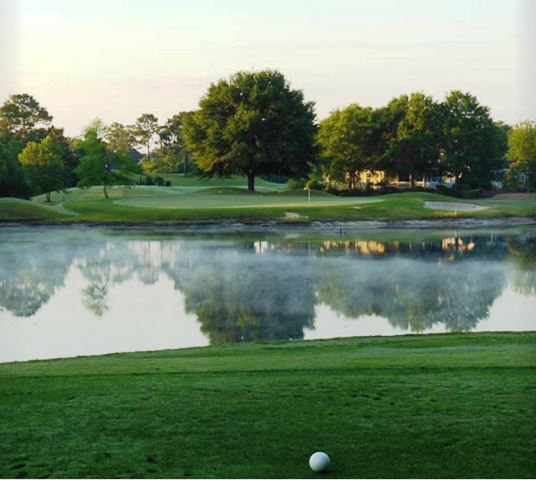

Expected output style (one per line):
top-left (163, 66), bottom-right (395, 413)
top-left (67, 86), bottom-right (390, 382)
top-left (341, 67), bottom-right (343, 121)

top-left (114, 189), bottom-right (385, 210)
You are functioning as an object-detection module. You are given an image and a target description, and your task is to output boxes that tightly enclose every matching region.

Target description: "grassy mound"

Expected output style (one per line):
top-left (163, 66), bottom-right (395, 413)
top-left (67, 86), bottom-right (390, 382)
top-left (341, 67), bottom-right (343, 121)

top-left (0, 332), bottom-right (534, 478)
top-left (0, 198), bottom-right (65, 221)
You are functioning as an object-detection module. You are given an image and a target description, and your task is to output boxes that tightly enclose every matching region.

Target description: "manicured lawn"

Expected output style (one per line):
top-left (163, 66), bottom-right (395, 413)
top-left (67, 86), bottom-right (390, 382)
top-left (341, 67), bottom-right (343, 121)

top-left (1, 187), bottom-right (536, 223)
top-left (113, 189), bottom-right (384, 209)
top-left (156, 173), bottom-right (287, 191)
top-left (0, 332), bottom-right (534, 478)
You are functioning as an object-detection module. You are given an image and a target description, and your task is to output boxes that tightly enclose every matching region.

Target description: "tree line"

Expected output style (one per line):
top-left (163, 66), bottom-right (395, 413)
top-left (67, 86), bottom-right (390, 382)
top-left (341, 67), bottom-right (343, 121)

top-left (1, 70), bottom-right (535, 199)
top-left (317, 92), bottom-right (508, 191)
top-left (0, 94), bottom-right (197, 200)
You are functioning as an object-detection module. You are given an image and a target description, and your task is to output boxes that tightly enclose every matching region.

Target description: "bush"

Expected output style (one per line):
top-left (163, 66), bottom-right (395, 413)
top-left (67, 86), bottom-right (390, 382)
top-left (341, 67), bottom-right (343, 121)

top-left (260, 173), bottom-right (289, 184)
top-left (138, 176), bottom-right (156, 185)
top-left (451, 184), bottom-right (498, 199)
top-left (435, 185), bottom-right (455, 196)
top-left (286, 178), bottom-right (307, 191)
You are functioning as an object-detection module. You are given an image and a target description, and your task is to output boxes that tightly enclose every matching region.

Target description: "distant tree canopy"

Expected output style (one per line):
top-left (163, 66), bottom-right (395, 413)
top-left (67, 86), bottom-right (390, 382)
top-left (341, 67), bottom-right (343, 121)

top-left (75, 124), bottom-right (140, 198)
top-left (155, 112), bottom-right (194, 174)
top-left (131, 113), bottom-right (159, 159)
top-left (439, 91), bottom-right (507, 188)
top-left (0, 130), bottom-right (28, 197)
top-left (317, 104), bottom-right (382, 190)
top-left (0, 94), bottom-right (53, 141)
top-left (18, 134), bottom-right (65, 201)
top-left (318, 90), bottom-right (508, 191)
top-left (182, 70), bottom-right (317, 191)
top-left (0, 81), bottom-right (532, 199)
top-left (0, 94), bottom-right (58, 198)
top-left (506, 121), bottom-right (536, 189)
top-left (105, 122), bottom-right (135, 154)
top-left (383, 93), bottom-right (441, 185)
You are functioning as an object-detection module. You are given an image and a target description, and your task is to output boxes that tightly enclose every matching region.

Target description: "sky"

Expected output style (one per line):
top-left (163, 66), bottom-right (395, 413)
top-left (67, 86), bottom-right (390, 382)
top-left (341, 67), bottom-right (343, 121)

top-left (0, 0), bottom-right (533, 136)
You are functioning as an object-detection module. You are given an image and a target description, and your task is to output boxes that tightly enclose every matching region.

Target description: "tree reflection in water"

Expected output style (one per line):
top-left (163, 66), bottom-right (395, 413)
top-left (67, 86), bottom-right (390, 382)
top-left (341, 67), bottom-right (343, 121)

top-left (507, 234), bottom-right (536, 296)
top-left (0, 228), bottom-right (534, 342)
top-left (77, 246), bottom-right (135, 317)
top-left (0, 229), bottom-right (89, 316)
top-left (317, 257), bottom-right (505, 332)
top-left (167, 247), bottom-right (316, 344)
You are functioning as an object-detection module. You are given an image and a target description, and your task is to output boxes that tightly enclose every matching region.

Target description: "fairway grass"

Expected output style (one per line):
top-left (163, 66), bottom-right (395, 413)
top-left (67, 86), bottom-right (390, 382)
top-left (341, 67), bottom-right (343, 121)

top-left (0, 332), bottom-right (534, 478)
top-left (114, 189), bottom-right (385, 209)
top-left (1, 186), bottom-right (536, 224)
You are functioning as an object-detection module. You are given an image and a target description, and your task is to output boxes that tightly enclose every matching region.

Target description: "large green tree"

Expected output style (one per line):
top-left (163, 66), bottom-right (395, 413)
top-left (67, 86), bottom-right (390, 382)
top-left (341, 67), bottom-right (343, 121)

top-left (182, 70), bottom-right (317, 191)
top-left (439, 91), bottom-right (507, 189)
top-left (75, 126), bottom-right (139, 198)
top-left (18, 134), bottom-right (65, 201)
top-left (317, 104), bottom-right (382, 190)
top-left (506, 120), bottom-right (536, 189)
top-left (382, 93), bottom-right (441, 185)
top-left (0, 94), bottom-right (52, 142)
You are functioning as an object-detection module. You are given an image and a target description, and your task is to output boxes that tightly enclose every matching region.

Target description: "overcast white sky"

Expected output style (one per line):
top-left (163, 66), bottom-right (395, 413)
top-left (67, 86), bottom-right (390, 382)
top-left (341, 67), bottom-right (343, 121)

top-left (0, 0), bottom-right (533, 136)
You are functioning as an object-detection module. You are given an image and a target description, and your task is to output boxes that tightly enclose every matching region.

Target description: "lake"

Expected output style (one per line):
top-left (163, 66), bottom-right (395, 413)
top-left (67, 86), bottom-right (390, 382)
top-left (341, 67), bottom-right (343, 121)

top-left (1, 225), bottom-right (535, 363)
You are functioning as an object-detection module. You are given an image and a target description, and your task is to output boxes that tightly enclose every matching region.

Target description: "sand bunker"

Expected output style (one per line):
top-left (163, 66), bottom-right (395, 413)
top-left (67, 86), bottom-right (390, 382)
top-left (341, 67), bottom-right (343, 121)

top-left (424, 201), bottom-right (489, 212)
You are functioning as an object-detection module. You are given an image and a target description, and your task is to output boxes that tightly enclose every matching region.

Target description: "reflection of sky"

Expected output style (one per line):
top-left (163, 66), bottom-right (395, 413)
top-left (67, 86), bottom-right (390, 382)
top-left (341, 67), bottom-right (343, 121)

top-left (0, 266), bottom-right (208, 363)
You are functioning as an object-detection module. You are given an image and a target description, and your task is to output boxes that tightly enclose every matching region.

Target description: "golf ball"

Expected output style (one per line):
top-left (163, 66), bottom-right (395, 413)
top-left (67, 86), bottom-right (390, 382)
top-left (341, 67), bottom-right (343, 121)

top-left (309, 451), bottom-right (331, 472)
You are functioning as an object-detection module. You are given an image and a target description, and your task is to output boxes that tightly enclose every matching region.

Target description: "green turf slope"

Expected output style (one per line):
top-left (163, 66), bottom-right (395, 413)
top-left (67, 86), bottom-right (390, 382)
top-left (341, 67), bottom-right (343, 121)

top-left (0, 198), bottom-right (66, 221)
top-left (0, 332), bottom-right (534, 478)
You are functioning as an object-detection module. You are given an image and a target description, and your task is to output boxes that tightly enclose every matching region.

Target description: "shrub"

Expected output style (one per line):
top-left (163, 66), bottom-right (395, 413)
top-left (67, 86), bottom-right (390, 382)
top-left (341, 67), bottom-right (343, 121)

top-left (286, 178), bottom-right (307, 191)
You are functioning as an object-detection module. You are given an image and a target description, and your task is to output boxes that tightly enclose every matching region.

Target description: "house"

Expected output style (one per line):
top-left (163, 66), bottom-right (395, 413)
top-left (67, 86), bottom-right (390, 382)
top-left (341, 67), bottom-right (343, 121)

top-left (341, 170), bottom-right (456, 190)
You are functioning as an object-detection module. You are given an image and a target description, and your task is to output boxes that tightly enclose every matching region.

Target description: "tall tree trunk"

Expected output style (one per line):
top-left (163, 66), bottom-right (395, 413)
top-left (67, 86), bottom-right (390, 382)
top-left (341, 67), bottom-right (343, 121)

top-left (45, 192), bottom-right (51, 202)
top-left (247, 172), bottom-right (255, 191)
top-left (103, 185), bottom-right (109, 199)
top-left (348, 172), bottom-right (356, 192)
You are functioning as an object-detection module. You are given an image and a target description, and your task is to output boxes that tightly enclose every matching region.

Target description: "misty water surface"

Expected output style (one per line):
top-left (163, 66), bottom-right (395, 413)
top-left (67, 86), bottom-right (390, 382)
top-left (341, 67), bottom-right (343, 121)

top-left (0, 226), bottom-right (535, 362)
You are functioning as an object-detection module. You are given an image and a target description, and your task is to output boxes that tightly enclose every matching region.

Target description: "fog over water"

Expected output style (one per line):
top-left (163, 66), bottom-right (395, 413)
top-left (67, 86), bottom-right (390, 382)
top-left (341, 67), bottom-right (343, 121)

top-left (1, 226), bottom-right (535, 362)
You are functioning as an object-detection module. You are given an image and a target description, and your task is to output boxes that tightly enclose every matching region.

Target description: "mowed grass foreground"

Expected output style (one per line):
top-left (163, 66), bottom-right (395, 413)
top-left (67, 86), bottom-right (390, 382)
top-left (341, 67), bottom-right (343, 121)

top-left (0, 332), bottom-right (535, 478)
top-left (0, 175), bottom-right (535, 223)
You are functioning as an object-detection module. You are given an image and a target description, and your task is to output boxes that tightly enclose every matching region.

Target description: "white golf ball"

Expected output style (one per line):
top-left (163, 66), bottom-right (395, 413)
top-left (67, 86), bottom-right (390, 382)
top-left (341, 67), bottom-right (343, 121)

top-left (309, 451), bottom-right (331, 472)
